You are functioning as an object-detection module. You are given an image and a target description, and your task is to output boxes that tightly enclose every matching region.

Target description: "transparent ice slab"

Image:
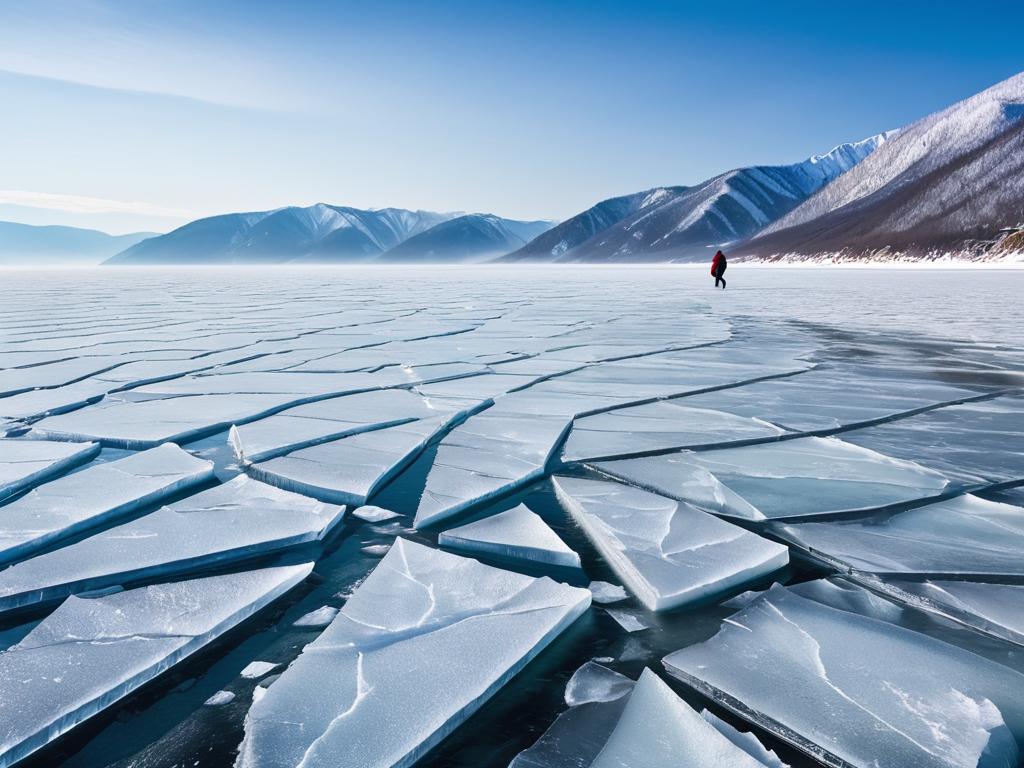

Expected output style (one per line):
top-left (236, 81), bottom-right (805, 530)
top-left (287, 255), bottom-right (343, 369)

top-left (0, 443), bottom-right (213, 564)
top-left (553, 476), bottom-right (788, 610)
top-left (775, 494), bottom-right (1024, 577)
top-left (0, 562), bottom-right (312, 768)
top-left (562, 402), bottom-right (786, 462)
top-left (594, 436), bottom-right (950, 521)
top-left (438, 504), bottom-right (581, 569)
top-left (564, 661), bottom-right (634, 707)
top-left (0, 440), bottom-right (99, 500)
top-left (663, 584), bottom-right (1024, 768)
top-left (591, 669), bottom-right (773, 768)
top-left (236, 538), bottom-right (590, 768)
top-left (249, 416), bottom-right (451, 506)
top-left (0, 476), bottom-right (343, 614)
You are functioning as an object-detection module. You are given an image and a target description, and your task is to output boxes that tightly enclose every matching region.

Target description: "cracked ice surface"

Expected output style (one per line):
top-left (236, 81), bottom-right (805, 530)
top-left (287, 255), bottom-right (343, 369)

top-left (0, 563), bottom-right (311, 768)
top-left (438, 504), bottom-right (581, 568)
top-left (0, 476), bottom-right (343, 614)
top-left (594, 436), bottom-right (951, 521)
top-left (663, 584), bottom-right (1024, 768)
top-left (553, 476), bottom-right (789, 610)
top-left (236, 538), bottom-right (590, 768)
top-left (0, 443), bottom-right (213, 564)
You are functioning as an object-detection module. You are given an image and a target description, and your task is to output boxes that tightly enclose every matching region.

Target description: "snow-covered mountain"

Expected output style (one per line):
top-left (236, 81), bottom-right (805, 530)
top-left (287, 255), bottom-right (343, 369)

top-left (503, 188), bottom-right (686, 262)
top-left (378, 214), bottom-right (554, 262)
top-left (503, 135), bottom-right (890, 263)
top-left (0, 221), bottom-right (155, 265)
top-left (740, 72), bottom-right (1024, 260)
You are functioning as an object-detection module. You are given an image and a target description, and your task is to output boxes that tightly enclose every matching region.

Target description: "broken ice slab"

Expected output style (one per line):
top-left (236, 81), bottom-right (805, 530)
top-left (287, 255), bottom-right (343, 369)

top-left (564, 662), bottom-right (634, 706)
top-left (229, 389), bottom-right (459, 463)
top-left (775, 494), bottom-right (1024, 577)
top-left (236, 538), bottom-right (590, 768)
top-left (842, 396), bottom-right (1024, 486)
top-left (663, 584), bottom-right (1024, 768)
top-left (292, 605), bottom-right (338, 628)
top-left (438, 504), bottom-right (581, 569)
top-left (873, 579), bottom-right (1024, 648)
top-left (249, 416), bottom-right (450, 506)
top-left (588, 581), bottom-right (628, 604)
top-left (351, 505), bottom-right (401, 522)
top-left (0, 443), bottom-right (213, 564)
top-left (562, 402), bottom-right (786, 462)
top-left (591, 669), bottom-right (773, 768)
top-left (0, 562), bottom-right (312, 768)
top-left (509, 695), bottom-right (631, 768)
top-left (0, 476), bottom-right (343, 614)
top-left (0, 439), bottom-right (99, 500)
top-left (701, 710), bottom-right (789, 768)
top-left (29, 392), bottom-right (298, 449)
top-left (553, 476), bottom-right (788, 610)
top-left (414, 410), bottom-right (573, 528)
top-left (593, 436), bottom-right (950, 521)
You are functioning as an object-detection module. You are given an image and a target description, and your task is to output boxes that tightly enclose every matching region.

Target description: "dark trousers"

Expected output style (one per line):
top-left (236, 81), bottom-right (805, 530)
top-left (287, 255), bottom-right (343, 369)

top-left (713, 269), bottom-right (726, 288)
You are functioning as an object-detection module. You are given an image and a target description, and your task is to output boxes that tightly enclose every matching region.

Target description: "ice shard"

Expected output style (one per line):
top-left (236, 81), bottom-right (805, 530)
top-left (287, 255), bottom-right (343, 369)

top-left (564, 661), bottom-right (634, 706)
top-left (700, 710), bottom-right (789, 768)
top-left (438, 504), bottom-right (581, 568)
top-left (594, 436), bottom-right (950, 521)
top-left (249, 416), bottom-right (450, 506)
top-left (591, 669), bottom-right (773, 768)
top-left (0, 440), bottom-right (99, 501)
top-left (562, 402), bottom-right (785, 462)
top-left (663, 584), bottom-right (1024, 768)
top-left (236, 538), bottom-right (590, 768)
top-left (0, 443), bottom-right (213, 564)
top-left (0, 476), bottom-right (343, 614)
top-left (553, 476), bottom-right (788, 610)
top-left (775, 494), bottom-right (1024, 577)
top-left (0, 563), bottom-right (312, 768)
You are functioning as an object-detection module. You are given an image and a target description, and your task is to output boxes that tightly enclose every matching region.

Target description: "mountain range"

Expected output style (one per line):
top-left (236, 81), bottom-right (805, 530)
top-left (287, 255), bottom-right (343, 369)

top-left (106, 206), bottom-right (554, 265)
top-left (0, 221), bottom-right (153, 265)
top-left (3, 72), bottom-right (1021, 266)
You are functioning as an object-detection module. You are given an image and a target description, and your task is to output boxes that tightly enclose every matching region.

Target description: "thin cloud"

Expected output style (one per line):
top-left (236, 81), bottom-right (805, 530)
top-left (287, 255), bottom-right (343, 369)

top-left (0, 190), bottom-right (194, 218)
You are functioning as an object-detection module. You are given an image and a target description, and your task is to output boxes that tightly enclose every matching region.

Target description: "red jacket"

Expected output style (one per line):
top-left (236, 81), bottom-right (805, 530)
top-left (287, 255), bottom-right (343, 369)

top-left (711, 251), bottom-right (726, 275)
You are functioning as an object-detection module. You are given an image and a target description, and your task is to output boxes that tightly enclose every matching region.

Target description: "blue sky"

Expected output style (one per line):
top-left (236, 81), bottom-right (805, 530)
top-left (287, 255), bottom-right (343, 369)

top-left (0, 0), bottom-right (1021, 234)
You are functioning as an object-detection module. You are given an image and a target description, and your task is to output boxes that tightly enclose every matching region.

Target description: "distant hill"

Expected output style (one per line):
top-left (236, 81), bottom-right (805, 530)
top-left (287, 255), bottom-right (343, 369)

top-left (378, 214), bottom-right (554, 263)
top-left (738, 72), bottom-right (1024, 261)
top-left (107, 204), bottom-right (549, 264)
top-left (0, 221), bottom-right (155, 265)
top-left (503, 135), bottom-right (890, 263)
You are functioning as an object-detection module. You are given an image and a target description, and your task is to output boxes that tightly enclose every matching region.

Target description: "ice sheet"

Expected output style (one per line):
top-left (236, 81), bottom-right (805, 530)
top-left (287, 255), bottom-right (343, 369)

top-left (553, 476), bottom-right (788, 610)
top-left (0, 563), bottom-right (311, 768)
top-left (438, 504), bottom-right (581, 568)
top-left (0, 443), bottom-right (213, 564)
top-left (236, 538), bottom-right (590, 768)
top-left (0, 476), bottom-right (343, 614)
top-left (594, 436), bottom-right (951, 521)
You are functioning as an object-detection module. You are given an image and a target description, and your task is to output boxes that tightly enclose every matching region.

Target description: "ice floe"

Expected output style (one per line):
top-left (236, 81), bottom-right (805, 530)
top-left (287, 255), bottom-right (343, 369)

top-left (588, 581), bottom-right (629, 604)
top-left (292, 605), bottom-right (339, 628)
top-left (438, 504), bottom-right (581, 568)
top-left (564, 661), bottom-right (634, 706)
top-left (0, 476), bottom-right (343, 614)
top-left (236, 538), bottom-right (590, 768)
top-left (594, 436), bottom-right (951, 521)
top-left (0, 443), bottom-right (213, 564)
top-left (0, 562), bottom-right (311, 768)
top-left (351, 505), bottom-right (402, 523)
top-left (663, 583), bottom-right (1024, 768)
top-left (553, 476), bottom-right (789, 610)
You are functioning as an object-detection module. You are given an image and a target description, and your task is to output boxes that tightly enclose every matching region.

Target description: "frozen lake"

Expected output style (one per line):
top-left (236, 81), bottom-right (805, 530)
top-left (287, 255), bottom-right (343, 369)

top-left (0, 266), bottom-right (1022, 768)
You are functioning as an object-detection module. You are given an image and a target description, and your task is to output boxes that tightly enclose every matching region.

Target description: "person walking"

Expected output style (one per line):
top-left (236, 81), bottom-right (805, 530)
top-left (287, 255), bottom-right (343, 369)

top-left (711, 249), bottom-right (727, 289)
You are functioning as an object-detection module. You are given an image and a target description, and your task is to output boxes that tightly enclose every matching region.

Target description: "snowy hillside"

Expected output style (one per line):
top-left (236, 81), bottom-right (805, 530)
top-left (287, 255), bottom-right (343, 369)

top-left (505, 135), bottom-right (889, 263)
top-left (741, 72), bottom-right (1024, 260)
top-left (0, 221), bottom-right (154, 265)
top-left (106, 205), bottom-right (462, 264)
top-left (379, 214), bottom-right (554, 262)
